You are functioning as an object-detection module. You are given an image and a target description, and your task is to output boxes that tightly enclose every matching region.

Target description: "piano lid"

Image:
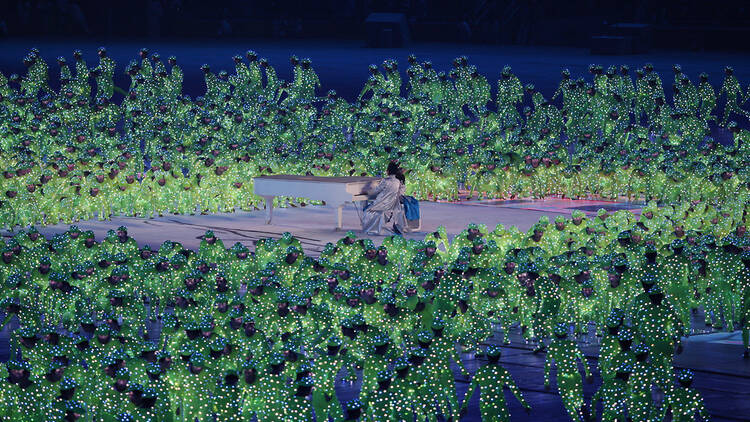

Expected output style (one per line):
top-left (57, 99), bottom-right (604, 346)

top-left (254, 175), bottom-right (379, 183)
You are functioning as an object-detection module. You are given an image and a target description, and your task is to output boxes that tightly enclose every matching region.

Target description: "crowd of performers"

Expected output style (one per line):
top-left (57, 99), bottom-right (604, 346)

top-left (2, 49), bottom-right (750, 229)
top-left (1, 196), bottom-right (749, 420)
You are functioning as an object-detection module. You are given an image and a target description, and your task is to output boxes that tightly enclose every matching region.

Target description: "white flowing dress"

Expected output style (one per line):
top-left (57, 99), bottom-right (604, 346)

top-left (361, 175), bottom-right (406, 235)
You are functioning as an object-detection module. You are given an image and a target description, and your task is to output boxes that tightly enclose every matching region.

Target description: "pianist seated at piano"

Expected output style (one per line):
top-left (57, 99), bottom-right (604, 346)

top-left (362, 161), bottom-right (407, 235)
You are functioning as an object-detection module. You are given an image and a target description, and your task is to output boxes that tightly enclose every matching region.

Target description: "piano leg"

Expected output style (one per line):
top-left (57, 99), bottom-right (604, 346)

top-left (263, 196), bottom-right (275, 224)
top-left (333, 202), bottom-right (344, 231)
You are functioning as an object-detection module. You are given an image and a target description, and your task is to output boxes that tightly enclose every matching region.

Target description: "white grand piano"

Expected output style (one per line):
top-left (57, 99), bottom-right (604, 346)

top-left (253, 175), bottom-right (380, 230)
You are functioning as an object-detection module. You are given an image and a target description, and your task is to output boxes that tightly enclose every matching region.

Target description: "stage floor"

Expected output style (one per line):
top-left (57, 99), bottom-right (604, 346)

top-left (3, 198), bottom-right (641, 255)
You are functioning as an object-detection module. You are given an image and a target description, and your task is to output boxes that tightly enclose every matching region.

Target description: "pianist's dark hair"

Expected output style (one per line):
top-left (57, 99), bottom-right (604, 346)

top-left (387, 161), bottom-right (400, 176)
top-left (387, 161), bottom-right (405, 184)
